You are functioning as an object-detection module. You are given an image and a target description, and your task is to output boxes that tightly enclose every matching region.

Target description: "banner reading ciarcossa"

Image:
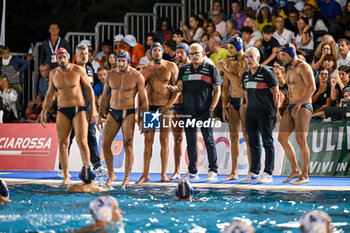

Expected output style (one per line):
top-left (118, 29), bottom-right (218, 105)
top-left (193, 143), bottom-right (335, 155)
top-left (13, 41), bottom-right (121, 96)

top-left (0, 123), bottom-right (58, 170)
top-left (282, 121), bottom-right (350, 176)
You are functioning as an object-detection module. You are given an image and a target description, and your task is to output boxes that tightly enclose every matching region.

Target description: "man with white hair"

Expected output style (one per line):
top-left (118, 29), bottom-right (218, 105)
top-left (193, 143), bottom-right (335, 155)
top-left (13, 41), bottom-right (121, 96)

top-left (165, 43), bottom-right (221, 182)
top-left (239, 47), bottom-right (279, 184)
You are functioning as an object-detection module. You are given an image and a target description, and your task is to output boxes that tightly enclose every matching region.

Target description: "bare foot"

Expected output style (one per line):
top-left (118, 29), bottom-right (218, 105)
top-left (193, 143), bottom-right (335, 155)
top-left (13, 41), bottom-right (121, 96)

top-left (62, 178), bottom-right (71, 185)
top-left (221, 174), bottom-right (238, 181)
top-left (121, 176), bottom-right (131, 187)
top-left (283, 171), bottom-right (302, 183)
top-left (135, 175), bottom-right (149, 184)
top-left (169, 172), bottom-right (181, 180)
top-left (161, 175), bottom-right (171, 182)
top-left (291, 176), bottom-right (309, 185)
top-left (106, 174), bottom-right (117, 186)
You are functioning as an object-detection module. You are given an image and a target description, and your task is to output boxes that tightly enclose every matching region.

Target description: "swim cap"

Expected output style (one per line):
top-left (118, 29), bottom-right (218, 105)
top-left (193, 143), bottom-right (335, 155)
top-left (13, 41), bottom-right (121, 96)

top-left (90, 196), bottom-right (116, 222)
top-left (228, 36), bottom-right (243, 52)
top-left (176, 42), bottom-right (189, 56)
top-left (280, 43), bottom-right (296, 59)
top-left (0, 180), bottom-right (9, 198)
top-left (79, 165), bottom-right (96, 184)
top-left (175, 180), bottom-right (194, 199)
top-left (222, 221), bottom-right (255, 233)
top-left (55, 47), bottom-right (70, 59)
top-left (342, 86), bottom-right (350, 95)
top-left (116, 50), bottom-right (130, 64)
top-left (299, 210), bottom-right (330, 233)
top-left (149, 42), bottom-right (164, 55)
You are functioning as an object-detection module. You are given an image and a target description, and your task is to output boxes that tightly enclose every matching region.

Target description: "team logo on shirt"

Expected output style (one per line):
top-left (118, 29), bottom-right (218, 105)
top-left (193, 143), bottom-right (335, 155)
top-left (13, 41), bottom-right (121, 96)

top-left (143, 110), bottom-right (161, 129)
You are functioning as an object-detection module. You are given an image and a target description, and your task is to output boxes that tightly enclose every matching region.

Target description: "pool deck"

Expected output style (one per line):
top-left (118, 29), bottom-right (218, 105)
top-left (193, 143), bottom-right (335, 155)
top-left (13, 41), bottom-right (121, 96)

top-left (1, 170), bottom-right (350, 191)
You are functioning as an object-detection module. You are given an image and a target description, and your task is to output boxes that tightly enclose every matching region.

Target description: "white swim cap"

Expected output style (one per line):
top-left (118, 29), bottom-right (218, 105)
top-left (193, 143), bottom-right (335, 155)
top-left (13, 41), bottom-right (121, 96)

top-left (89, 196), bottom-right (116, 222)
top-left (300, 210), bottom-right (330, 233)
top-left (222, 221), bottom-right (255, 233)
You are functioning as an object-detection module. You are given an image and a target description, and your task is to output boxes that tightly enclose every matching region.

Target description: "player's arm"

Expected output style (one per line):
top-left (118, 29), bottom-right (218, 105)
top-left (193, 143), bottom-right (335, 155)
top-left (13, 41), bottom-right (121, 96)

top-left (217, 60), bottom-right (241, 82)
top-left (222, 74), bottom-right (230, 121)
top-left (96, 71), bottom-right (111, 130)
top-left (296, 63), bottom-right (316, 106)
top-left (40, 71), bottom-right (56, 128)
top-left (270, 86), bottom-right (280, 114)
top-left (79, 67), bottom-right (97, 123)
top-left (137, 73), bottom-right (149, 115)
top-left (163, 63), bottom-right (180, 111)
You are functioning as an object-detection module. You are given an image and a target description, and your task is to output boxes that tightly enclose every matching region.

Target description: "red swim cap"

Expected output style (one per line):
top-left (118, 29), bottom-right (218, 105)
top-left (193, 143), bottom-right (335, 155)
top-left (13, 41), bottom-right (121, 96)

top-left (55, 47), bottom-right (69, 58)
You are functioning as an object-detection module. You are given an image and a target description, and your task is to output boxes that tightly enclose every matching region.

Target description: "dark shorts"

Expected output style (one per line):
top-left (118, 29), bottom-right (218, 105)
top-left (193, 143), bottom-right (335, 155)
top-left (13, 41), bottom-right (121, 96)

top-left (228, 97), bottom-right (245, 111)
top-left (57, 106), bottom-right (86, 120)
top-left (109, 108), bottom-right (137, 124)
top-left (149, 105), bottom-right (174, 112)
top-left (288, 103), bottom-right (313, 114)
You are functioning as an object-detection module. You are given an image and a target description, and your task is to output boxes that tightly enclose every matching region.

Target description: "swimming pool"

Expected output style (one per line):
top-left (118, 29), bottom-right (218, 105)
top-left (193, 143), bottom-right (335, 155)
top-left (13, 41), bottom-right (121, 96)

top-left (0, 183), bottom-right (349, 232)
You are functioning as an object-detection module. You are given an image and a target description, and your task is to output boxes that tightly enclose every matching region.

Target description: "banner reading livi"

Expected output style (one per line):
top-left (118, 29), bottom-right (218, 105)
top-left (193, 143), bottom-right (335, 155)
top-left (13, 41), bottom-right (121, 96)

top-left (282, 122), bottom-right (350, 176)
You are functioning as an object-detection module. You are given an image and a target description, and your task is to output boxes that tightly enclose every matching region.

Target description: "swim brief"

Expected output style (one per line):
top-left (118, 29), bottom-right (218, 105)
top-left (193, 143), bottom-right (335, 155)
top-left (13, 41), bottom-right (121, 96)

top-left (108, 108), bottom-right (137, 124)
top-left (288, 103), bottom-right (313, 114)
top-left (57, 106), bottom-right (86, 120)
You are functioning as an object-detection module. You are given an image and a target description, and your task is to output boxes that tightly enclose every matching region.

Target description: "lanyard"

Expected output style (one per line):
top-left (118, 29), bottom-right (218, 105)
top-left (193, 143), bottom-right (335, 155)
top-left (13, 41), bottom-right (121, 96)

top-left (49, 37), bottom-right (61, 54)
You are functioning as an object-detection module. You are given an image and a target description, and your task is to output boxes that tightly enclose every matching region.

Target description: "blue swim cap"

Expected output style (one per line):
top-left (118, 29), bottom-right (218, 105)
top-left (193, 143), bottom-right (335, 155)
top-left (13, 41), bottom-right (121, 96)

top-left (176, 42), bottom-right (189, 56)
top-left (175, 180), bottom-right (194, 199)
top-left (79, 165), bottom-right (96, 184)
top-left (149, 42), bottom-right (164, 55)
top-left (227, 36), bottom-right (243, 52)
top-left (0, 180), bottom-right (9, 198)
top-left (116, 50), bottom-right (130, 64)
top-left (280, 43), bottom-right (296, 59)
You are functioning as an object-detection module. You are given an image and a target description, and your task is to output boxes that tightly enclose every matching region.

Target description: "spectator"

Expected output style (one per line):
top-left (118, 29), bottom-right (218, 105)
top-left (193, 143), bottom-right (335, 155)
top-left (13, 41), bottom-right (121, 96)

top-left (155, 17), bottom-right (173, 44)
top-left (273, 63), bottom-right (289, 116)
top-left (0, 45), bottom-right (30, 107)
top-left (318, 0), bottom-right (343, 24)
top-left (94, 67), bottom-right (107, 111)
top-left (330, 65), bottom-right (349, 104)
top-left (254, 25), bottom-right (280, 66)
top-left (245, 0), bottom-right (261, 18)
top-left (113, 34), bottom-right (124, 53)
top-left (244, 16), bottom-right (263, 42)
top-left (255, 4), bottom-right (275, 32)
top-left (241, 26), bottom-right (255, 50)
top-left (200, 33), bottom-right (211, 56)
top-left (104, 51), bottom-right (116, 71)
top-left (39, 23), bottom-right (71, 69)
top-left (299, 210), bottom-right (333, 233)
top-left (231, 0), bottom-right (248, 30)
top-left (211, 10), bottom-right (227, 38)
top-left (292, 16), bottom-right (314, 63)
top-left (88, 50), bottom-right (101, 74)
top-left (284, 8), bottom-right (299, 34)
top-left (97, 39), bottom-right (112, 64)
top-left (37, 64), bottom-right (51, 98)
top-left (172, 29), bottom-right (186, 44)
top-left (204, 19), bottom-right (216, 37)
top-left (273, 15), bottom-right (293, 46)
top-left (208, 36), bottom-right (230, 72)
top-left (321, 54), bottom-right (337, 76)
top-left (338, 38), bottom-right (350, 67)
top-left (122, 34), bottom-right (144, 68)
top-left (312, 67), bottom-right (333, 113)
top-left (303, 4), bottom-right (329, 43)
top-left (145, 33), bottom-right (159, 51)
top-left (312, 42), bottom-right (338, 70)
top-left (25, 93), bottom-right (42, 121)
top-left (343, 0), bottom-right (350, 26)
top-left (0, 76), bottom-right (18, 122)
top-left (221, 19), bottom-right (239, 46)
top-left (209, 1), bottom-right (228, 21)
top-left (180, 15), bottom-right (204, 42)
top-left (72, 39), bottom-right (93, 64)
top-left (163, 40), bottom-right (177, 61)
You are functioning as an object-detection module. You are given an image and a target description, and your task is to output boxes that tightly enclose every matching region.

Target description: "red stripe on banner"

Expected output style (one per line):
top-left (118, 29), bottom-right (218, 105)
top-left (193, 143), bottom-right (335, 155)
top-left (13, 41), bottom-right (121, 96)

top-left (201, 75), bottom-right (212, 84)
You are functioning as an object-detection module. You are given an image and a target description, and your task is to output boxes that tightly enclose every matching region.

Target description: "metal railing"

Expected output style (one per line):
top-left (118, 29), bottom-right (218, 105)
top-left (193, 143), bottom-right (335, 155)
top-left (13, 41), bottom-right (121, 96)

top-left (124, 13), bottom-right (154, 47)
top-left (182, 0), bottom-right (211, 18)
top-left (153, 3), bottom-right (185, 30)
top-left (65, 32), bottom-right (96, 52)
top-left (94, 22), bottom-right (125, 52)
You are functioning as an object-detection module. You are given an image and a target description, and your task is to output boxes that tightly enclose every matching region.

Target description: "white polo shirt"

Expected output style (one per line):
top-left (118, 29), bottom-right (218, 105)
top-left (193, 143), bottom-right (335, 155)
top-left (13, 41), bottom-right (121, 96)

top-left (273, 28), bottom-right (293, 46)
top-left (338, 51), bottom-right (350, 67)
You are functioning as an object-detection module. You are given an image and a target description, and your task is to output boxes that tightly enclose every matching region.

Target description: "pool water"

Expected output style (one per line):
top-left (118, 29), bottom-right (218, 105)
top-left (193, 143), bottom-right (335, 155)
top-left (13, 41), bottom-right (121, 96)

top-left (0, 184), bottom-right (349, 232)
